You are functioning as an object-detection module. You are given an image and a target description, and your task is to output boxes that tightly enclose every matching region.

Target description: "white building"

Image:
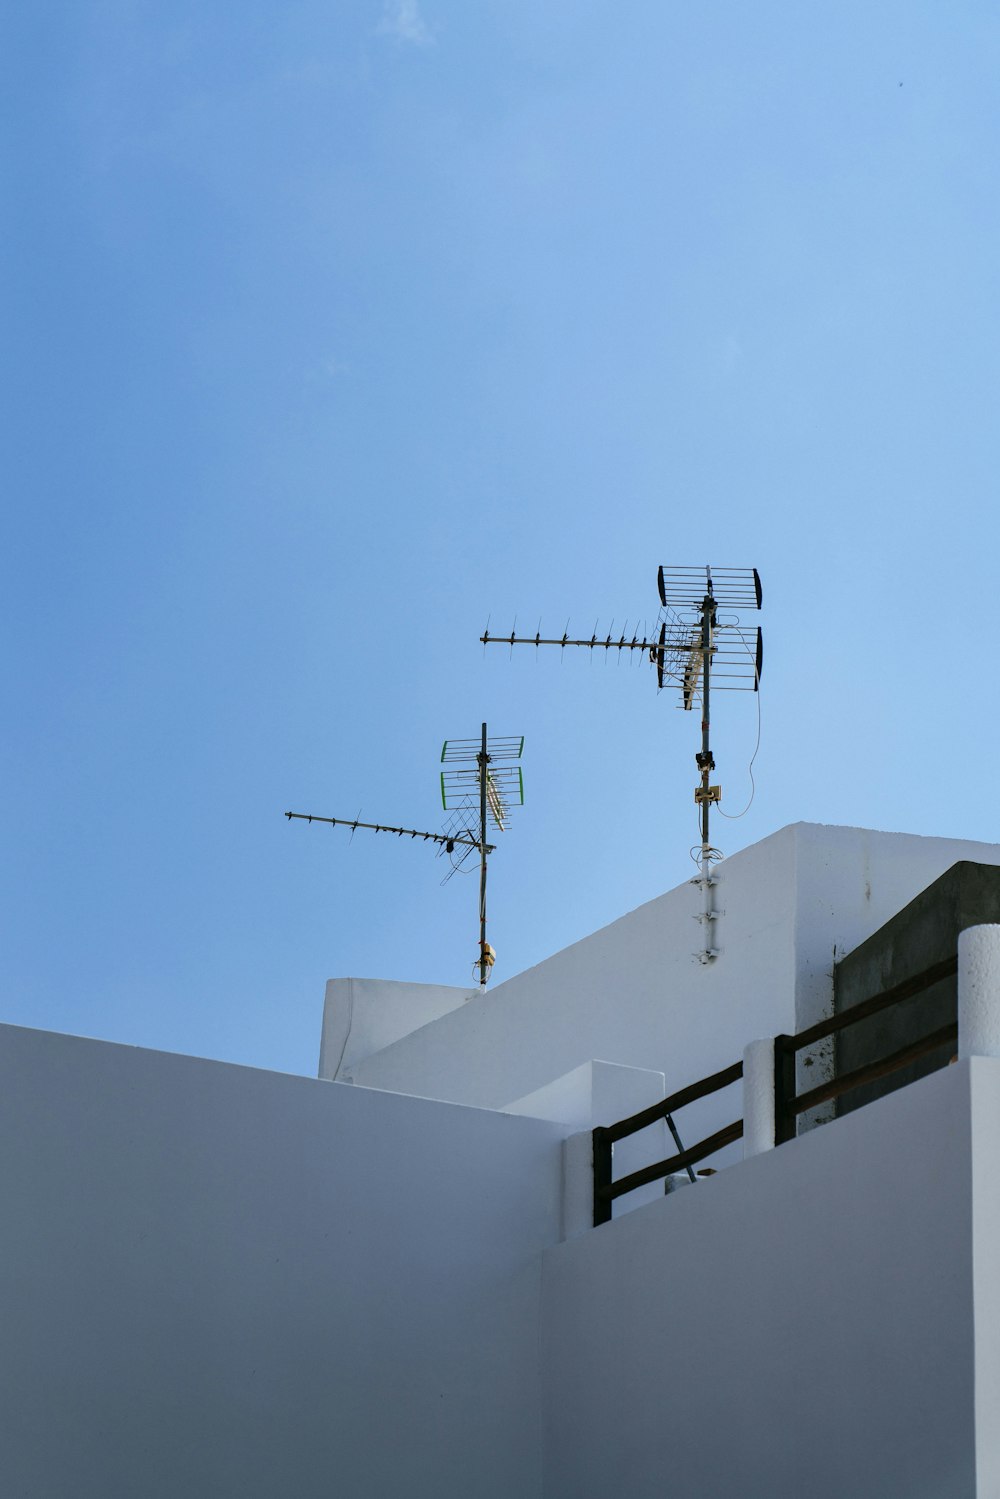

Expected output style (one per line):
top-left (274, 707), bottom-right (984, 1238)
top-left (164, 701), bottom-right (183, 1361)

top-left (5, 821), bottom-right (1000, 1496)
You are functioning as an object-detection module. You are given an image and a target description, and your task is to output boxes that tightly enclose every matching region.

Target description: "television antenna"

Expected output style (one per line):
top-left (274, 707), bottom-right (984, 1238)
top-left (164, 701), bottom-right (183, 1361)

top-left (286, 723), bottom-right (524, 989)
top-left (481, 565), bottom-right (762, 963)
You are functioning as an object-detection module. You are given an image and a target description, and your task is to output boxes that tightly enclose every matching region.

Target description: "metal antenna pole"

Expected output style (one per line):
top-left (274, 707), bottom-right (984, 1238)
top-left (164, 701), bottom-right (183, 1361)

top-left (441, 728), bottom-right (522, 986)
top-left (478, 721), bottom-right (489, 987)
top-left (700, 582), bottom-right (713, 850)
top-left (694, 571), bottom-right (718, 963)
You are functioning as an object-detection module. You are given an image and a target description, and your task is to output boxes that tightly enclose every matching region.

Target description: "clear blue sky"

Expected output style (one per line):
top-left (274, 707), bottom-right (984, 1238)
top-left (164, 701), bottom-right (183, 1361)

top-left (3, 1), bottom-right (999, 1076)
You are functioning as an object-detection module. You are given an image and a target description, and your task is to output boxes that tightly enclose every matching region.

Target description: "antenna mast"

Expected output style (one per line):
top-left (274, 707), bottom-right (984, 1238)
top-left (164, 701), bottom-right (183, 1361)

top-left (481, 564), bottom-right (762, 963)
top-left (693, 571), bottom-right (721, 962)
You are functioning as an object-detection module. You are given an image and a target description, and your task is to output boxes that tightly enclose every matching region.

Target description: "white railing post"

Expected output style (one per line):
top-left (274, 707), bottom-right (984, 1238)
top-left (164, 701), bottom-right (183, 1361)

top-left (742, 1038), bottom-right (776, 1157)
top-left (561, 1131), bottom-right (597, 1241)
top-left (958, 924), bottom-right (1000, 1060)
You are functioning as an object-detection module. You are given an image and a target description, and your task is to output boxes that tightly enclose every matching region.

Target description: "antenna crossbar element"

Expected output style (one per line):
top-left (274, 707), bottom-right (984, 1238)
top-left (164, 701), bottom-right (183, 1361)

top-left (441, 765), bottom-right (524, 830)
top-left (658, 565), bottom-right (762, 611)
top-left (442, 735), bottom-right (524, 763)
top-left (657, 621), bottom-right (763, 702)
top-left (284, 810), bottom-right (493, 853)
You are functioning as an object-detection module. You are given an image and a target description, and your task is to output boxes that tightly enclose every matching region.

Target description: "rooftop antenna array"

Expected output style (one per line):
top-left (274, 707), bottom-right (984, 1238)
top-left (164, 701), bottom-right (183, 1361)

top-left (481, 565), bottom-right (762, 963)
top-left (286, 723), bottom-right (523, 989)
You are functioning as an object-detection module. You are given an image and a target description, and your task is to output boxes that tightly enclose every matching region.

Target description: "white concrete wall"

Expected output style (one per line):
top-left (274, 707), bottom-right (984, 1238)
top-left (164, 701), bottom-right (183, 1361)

top-left (505, 1059), bottom-right (665, 1132)
top-left (0, 1022), bottom-right (564, 1499)
top-left (541, 1061), bottom-right (979, 1499)
top-left (969, 1059), bottom-right (1000, 1494)
top-left (347, 824), bottom-right (1000, 1153)
top-left (506, 1060), bottom-right (670, 1222)
top-left (318, 975), bottom-right (471, 1080)
top-left (350, 825), bottom-right (802, 1133)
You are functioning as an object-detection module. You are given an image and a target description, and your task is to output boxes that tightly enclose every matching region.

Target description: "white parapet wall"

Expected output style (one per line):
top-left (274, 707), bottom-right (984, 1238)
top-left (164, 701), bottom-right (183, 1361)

top-left (0, 1022), bottom-right (566, 1499)
top-left (505, 1059), bottom-right (671, 1233)
top-left (318, 975), bottom-right (472, 1080)
top-left (541, 1060), bottom-right (985, 1499)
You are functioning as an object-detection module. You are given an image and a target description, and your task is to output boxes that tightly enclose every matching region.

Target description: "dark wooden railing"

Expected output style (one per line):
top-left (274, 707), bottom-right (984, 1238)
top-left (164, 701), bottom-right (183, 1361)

top-left (773, 953), bottom-right (958, 1142)
top-left (592, 1059), bottom-right (743, 1226)
top-left (591, 953), bottom-right (960, 1229)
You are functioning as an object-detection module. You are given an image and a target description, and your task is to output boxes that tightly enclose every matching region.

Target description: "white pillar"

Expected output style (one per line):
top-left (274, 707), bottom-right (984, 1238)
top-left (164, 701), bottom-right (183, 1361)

top-left (561, 1131), bottom-right (596, 1241)
top-left (743, 1039), bottom-right (776, 1157)
top-left (958, 924), bottom-right (1000, 1060)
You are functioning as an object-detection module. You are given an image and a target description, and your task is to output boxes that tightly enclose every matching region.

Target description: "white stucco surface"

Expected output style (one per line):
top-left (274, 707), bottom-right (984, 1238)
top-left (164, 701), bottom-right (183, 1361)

top-left (507, 1060), bottom-right (670, 1223)
top-left (349, 824), bottom-right (801, 1128)
top-left (9, 822), bottom-right (1000, 1498)
top-left (504, 1059), bottom-right (665, 1131)
top-left (0, 1022), bottom-right (564, 1499)
top-left (742, 1037), bottom-right (776, 1156)
top-left (318, 974), bottom-right (471, 1080)
top-left (542, 1061), bottom-right (980, 1499)
top-left (345, 823), bottom-right (1000, 1155)
top-left (959, 925), bottom-right (1000, 1060)
top-left (970, 1060), bottom-right (1000, 1494)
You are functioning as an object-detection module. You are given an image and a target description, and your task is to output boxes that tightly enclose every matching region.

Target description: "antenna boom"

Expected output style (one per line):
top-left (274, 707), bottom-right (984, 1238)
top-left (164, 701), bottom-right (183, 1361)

top-left (285, 810), bottom-right (493, 853)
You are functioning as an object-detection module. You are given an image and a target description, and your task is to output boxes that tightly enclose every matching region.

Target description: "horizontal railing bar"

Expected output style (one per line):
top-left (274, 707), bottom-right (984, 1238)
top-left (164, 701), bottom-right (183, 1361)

top-left (603, 1059), bottom-right (744, 1143)
top-left (791, 1022), bottom-right (958, 1116)
top-left (781, 955), bottom-right (958, 1054)
top-left (601, 1120), bottom-right (744, 1200)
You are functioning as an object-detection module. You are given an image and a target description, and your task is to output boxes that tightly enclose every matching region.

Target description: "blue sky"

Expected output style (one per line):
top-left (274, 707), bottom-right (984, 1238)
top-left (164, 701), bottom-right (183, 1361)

top-left (3, 0), bottom-right (999, 1075)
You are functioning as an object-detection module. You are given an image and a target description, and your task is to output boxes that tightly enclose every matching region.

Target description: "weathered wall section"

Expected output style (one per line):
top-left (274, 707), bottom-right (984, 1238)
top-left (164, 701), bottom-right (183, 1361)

top-left (834, 861), bottom-right (1000, 1113)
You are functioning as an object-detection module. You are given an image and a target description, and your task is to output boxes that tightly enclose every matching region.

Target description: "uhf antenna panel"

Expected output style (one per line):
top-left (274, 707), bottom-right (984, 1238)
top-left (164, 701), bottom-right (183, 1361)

top-left (658, 565), bottom-right (761, 610)
top-left (655, 566), bottom-right (763, 706)
top-left (481, 563), bottom-right (762, 963)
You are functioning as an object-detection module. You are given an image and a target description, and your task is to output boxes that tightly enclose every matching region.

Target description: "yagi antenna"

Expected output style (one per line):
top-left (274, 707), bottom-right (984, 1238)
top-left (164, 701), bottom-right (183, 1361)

top-left (286, 724), bottom-right (524, 989)
top-left (481, 565), bottom-right (763, 964)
